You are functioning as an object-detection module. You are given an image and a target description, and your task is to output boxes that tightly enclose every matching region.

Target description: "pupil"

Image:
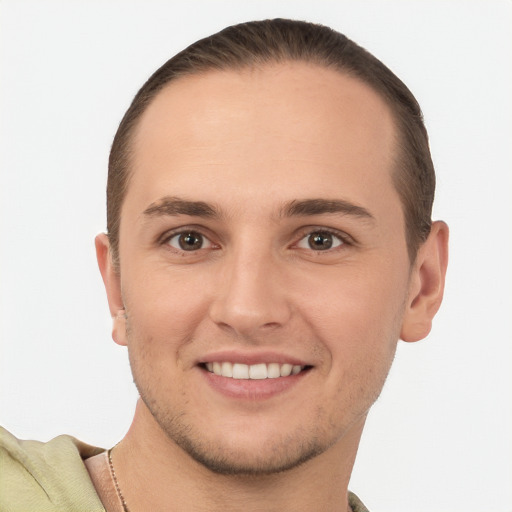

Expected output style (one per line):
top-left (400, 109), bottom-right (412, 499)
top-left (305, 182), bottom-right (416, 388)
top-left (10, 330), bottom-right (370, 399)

top-left (179, 232), bottom-right (202, 250)
top-left (309, 233), bottom-right (332, 250)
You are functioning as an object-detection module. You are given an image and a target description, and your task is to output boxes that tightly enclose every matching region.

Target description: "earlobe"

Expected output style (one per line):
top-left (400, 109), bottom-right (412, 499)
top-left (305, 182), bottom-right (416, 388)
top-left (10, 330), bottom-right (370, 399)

top-left (95, 233), bottom-right (128, 346)
top-left (112, 309), bottom-right (128, 347)
top-left (400, 221), bottom-right (449, 343)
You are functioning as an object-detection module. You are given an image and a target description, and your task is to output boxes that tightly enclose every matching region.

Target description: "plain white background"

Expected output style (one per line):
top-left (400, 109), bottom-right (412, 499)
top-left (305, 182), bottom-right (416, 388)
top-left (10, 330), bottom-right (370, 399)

top-left (1, 2), bottom-right (511, 511)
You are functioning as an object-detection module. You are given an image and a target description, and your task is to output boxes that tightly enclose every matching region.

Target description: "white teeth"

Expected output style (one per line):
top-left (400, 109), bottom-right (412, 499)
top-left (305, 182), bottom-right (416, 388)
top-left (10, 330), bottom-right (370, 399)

top-left (267, 363), bottom-right (281, 379)
top-left (280, 363), bottom-right (292, 377)
top-left (249, 363), bottom-right (267, 380)
top-left (291, 365), bottom-right (302, 375)
top-left (213, 362), bottom-right (222, 376)
top-left (205, 362), bottom-right (306, 379)
top-left (232, 363), bottom-right (249, 379)
top-left (221, 362), bottom-right (233, 377)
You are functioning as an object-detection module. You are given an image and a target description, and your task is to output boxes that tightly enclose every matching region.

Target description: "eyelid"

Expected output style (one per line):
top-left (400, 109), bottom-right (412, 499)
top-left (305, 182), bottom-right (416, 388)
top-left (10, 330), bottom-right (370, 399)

top-left (157, 225), bottom-right (219, 252)
top-left (157, 224), bottom-right (213, 243)
top-left (156, 224), bottom-right (355, 253)
top-left (168, 232), bottom-right (213, 251)
top-left (293, 226), bottom-right (355, 249)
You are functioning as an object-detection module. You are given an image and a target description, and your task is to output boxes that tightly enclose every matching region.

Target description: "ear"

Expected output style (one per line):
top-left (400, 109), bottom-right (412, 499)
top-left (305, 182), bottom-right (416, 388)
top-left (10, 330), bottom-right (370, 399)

top-left (95, 233), bottom-right (127, 346)
top-left (401, 221), bottom-right (449, 342)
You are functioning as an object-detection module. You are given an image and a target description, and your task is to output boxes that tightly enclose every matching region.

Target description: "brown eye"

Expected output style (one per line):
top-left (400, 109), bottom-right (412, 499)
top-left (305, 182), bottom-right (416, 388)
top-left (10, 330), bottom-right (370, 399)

top-left (168, 231), bottom-right (211, 251)
top-left (297, 231), bottom-right (343, 251)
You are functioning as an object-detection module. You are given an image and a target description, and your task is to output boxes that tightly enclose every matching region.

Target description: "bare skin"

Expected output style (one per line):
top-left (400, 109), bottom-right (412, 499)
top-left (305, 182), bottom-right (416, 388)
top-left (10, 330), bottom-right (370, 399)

top-left (85, 411), bottom-right (359, 512)
top-left (93, 62), bottom-right (448, 511)
top-left (84, 452), bottom-right (122, 512)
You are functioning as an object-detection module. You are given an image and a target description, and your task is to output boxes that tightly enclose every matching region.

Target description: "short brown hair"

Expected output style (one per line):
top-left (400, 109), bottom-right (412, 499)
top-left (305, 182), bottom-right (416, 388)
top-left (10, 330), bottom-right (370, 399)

top-left (107, 18), bottom-right (435, 267)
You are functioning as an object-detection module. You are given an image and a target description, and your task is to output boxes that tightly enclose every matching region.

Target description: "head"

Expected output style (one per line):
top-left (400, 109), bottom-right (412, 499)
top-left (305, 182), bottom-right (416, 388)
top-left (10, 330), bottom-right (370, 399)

top-left (96, 19), bottom-right (448, 477)
top-left (107, 18), bottom-right (435, 270)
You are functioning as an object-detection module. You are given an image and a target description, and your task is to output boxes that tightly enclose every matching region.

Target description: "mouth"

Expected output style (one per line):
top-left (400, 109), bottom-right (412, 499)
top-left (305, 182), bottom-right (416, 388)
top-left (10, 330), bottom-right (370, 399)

top-left (200, 361), bottom-right (312, 380)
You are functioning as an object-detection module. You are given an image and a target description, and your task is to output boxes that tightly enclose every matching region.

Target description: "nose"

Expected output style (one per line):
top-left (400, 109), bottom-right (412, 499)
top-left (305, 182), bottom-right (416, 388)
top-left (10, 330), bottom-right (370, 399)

top-left (208, 245), bottom-right (292, 338)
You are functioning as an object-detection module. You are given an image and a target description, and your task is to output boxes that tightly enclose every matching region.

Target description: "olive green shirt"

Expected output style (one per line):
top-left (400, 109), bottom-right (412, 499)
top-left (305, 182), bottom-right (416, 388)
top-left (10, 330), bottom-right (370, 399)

top-left (0, 427), bottom-right (369, 511)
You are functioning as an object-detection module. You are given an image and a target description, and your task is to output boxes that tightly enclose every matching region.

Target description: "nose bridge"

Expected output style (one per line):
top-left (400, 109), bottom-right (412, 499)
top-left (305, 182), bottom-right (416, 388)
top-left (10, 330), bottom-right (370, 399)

top-left (209, 235), bottom-right (290, 335)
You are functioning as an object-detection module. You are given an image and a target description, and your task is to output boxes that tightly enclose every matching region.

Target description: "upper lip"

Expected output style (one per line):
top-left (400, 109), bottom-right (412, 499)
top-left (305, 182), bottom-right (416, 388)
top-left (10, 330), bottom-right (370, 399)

top-left (197, 350), bottom-right (311, 367)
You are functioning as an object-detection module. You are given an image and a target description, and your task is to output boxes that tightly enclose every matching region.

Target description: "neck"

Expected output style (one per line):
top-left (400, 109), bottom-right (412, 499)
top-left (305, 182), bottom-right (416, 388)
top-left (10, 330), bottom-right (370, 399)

top-left (113, 399), bottom-right (364, 512)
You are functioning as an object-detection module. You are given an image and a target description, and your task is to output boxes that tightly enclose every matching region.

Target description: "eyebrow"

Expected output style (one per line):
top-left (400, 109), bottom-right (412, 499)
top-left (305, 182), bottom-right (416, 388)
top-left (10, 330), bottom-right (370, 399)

top-left (281, 198), bottom-right (375, 222)
top-left (142, 196), bottom-right (374, 223)
top-left (143, 196), bottom-right (219, 218)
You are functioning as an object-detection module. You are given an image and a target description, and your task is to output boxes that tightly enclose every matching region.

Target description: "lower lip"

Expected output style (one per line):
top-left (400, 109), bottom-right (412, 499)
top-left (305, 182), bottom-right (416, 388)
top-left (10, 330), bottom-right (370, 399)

top-left (200, 367), bottom-right (310, 400)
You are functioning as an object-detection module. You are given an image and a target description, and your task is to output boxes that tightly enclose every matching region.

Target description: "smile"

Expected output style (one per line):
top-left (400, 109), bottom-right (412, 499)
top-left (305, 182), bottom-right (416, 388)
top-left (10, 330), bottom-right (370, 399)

top-left (204, 362), bottom-right (307, 379)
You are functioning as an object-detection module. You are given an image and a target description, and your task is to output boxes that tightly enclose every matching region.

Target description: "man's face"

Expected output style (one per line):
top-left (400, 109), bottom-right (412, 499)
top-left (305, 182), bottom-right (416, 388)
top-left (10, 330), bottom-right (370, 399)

top-left (113, 62), bottom-right (413, 474)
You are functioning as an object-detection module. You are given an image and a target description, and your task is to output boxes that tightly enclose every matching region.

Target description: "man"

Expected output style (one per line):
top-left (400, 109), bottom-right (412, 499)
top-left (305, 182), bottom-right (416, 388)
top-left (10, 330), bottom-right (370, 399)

top-left (0, 19), bottom-right (448, 511)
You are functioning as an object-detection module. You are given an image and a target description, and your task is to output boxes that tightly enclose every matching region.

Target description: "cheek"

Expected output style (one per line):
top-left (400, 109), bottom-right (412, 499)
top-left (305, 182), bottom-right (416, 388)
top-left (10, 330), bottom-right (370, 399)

top-left (122, 268), bottom-right (211, 351)
top-left (300, 264), bottom-right (408, 365)
top-left (125, 263), bottom-right (210, 312)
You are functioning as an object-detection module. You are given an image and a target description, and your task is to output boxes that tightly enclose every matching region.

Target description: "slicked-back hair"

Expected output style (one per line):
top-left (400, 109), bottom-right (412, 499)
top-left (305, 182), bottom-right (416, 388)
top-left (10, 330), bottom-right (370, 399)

top-left (107, 18), bottom-right (435, 268)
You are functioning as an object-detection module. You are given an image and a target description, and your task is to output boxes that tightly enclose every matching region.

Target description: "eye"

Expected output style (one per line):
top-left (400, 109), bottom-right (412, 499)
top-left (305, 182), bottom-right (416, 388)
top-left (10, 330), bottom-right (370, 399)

top-left (296, 231), bottom-right (344, 251)
top-left (167, 231), bottom-right (213, 251)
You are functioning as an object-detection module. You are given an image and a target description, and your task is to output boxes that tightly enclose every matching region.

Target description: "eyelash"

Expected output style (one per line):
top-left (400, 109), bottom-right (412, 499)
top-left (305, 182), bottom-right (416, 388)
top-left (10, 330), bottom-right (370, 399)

top-left (160, 227), bottom-right (218, 254)
top-left (159, 226), bottom-right (353, 254)
top-left (294, 227), bottom-right (353, 252)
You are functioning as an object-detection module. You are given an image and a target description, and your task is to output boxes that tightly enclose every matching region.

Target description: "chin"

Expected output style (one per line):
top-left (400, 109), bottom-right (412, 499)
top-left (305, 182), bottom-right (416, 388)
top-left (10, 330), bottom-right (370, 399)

top-left (180, 441), bottom-right (324, 476)
top-left (138, 390), bottom-right (335, 476)
top-left (163, 419), bottom-right (327, 476)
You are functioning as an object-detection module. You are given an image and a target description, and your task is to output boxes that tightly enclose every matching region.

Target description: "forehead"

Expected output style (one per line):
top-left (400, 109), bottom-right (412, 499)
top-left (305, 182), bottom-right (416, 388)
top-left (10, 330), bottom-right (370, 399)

top-left (127, 62), bottom-right (398, 217)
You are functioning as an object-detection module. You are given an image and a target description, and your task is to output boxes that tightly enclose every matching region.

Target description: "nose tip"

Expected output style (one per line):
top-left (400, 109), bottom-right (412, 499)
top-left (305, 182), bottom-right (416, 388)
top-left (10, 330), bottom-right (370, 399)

top-left (208, 260), bottom-right (291, 338)
top-left (211, 307), bottom-right (284, 338)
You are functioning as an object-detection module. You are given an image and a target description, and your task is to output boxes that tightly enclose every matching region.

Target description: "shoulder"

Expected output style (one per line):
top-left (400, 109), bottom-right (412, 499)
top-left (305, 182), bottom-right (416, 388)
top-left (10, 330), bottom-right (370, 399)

top-left (349, 491), bottom-right (371, 512)
top-left (0, 426), bottom-right (106, 512)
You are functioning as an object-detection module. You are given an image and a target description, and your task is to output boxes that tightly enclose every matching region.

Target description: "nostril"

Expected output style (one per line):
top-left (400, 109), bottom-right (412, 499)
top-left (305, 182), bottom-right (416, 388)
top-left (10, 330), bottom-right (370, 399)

top-left (261, 322), bottom-right (281, 329)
